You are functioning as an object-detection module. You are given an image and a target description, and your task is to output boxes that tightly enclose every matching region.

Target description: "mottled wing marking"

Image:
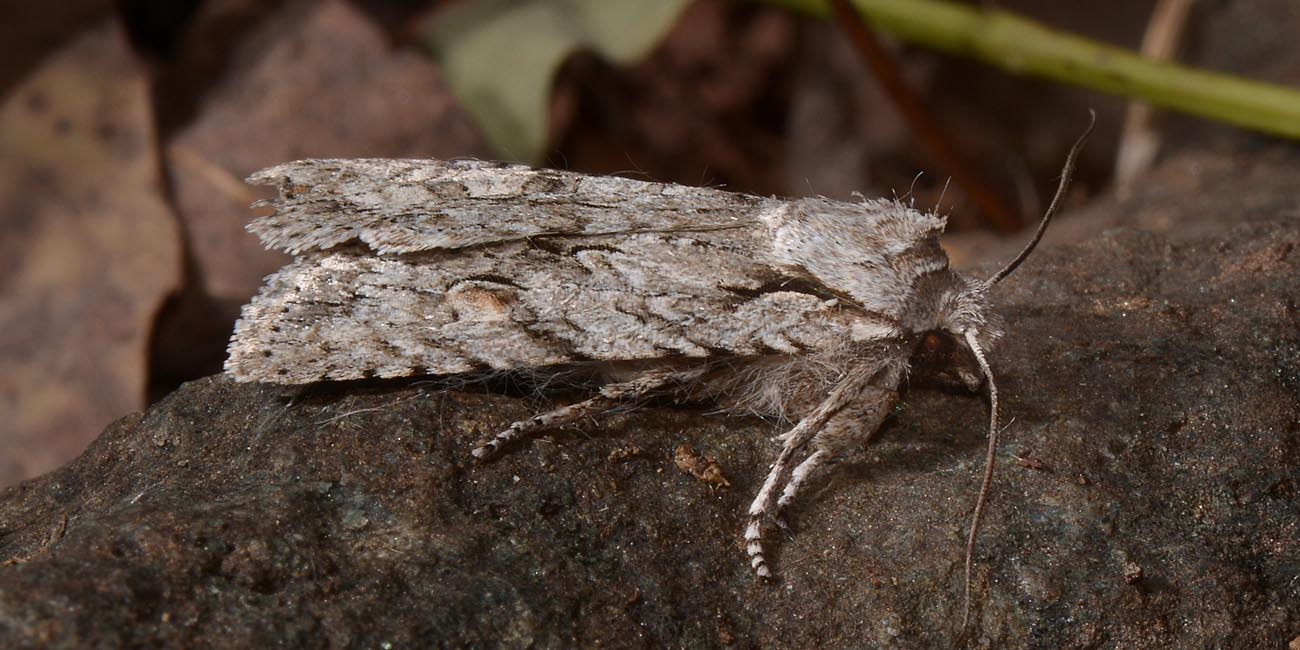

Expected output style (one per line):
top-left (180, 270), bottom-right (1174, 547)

top-left (226, 229), bottom-right (876, 383)
top-left (245, 159), bottom-right (773, 255)
top-left (227, 158), bottom-right (960, 383)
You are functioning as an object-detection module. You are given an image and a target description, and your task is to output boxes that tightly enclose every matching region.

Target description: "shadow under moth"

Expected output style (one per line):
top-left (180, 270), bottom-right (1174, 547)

top-left (226, 121), bottom-right (1092, 633)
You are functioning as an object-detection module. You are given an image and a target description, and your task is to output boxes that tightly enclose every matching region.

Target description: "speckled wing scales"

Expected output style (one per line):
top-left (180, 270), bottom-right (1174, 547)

top-left (244, 158), bottom-right (771, 255)
top-left (226, 160), bottom-right (882, 384)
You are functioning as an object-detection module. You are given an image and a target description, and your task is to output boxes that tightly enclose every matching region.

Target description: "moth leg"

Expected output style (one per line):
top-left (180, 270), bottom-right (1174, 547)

top-left (773, 394), bottom-right (891, 527)
top-left (471, 366), bottom-right (699, 461)
top-left (746, 382), bottom-right (897, 578)
top-left (774, 449), bottom-right (828, 529)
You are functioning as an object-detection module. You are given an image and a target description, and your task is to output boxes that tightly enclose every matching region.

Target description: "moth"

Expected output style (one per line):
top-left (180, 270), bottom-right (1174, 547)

top-left (226, 120), bottom-right (1092, 628)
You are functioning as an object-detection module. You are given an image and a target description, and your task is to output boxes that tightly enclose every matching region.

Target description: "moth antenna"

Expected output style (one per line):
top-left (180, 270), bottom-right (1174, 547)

top-left (958, 328), bottom-right (999, 640)
top-left (988, 110), bottom-right (1096, 285)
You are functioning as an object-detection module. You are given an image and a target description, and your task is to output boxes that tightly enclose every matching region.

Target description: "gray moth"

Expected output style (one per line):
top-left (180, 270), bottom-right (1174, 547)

top-left (226, 120), bottom-right (1091, 630)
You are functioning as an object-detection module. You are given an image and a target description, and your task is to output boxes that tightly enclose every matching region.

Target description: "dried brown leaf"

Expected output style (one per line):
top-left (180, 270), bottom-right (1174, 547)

top-left (0, 19), bottom-right (181, 485)
top-left (166, 0), bottom-right (490, 302)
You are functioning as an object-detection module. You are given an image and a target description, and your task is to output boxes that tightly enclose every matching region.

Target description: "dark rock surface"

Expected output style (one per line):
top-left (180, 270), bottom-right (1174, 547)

top-left (2, 153), bottom-right (1299, 648)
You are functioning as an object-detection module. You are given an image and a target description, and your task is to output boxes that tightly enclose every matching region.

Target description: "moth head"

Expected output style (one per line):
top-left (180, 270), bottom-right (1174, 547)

top-left (888, 277), bottom-right (991, 396)
top-left (909, 276), bottom-right (1002, 392)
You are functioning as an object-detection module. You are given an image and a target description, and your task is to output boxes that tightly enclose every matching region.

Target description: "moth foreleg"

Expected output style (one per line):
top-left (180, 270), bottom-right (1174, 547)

top-left (746, 381), bottom-right (897, 578)
top-left (470, 365), bottom-right (701, 461)
top-left (774, 449), bottom-right (828, 528)
top-left (775, 392), bottom-right (894, 524)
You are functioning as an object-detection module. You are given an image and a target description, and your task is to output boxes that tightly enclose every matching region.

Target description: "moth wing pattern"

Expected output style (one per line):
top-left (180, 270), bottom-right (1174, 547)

top-left (245, 158), bottom-right (774, 255)
top-left (245, 159), bottom-right (954, 321)
top-left (226, 238), bottom-right (868, 383)
top-left (227, 159), bottom-right (919, 384)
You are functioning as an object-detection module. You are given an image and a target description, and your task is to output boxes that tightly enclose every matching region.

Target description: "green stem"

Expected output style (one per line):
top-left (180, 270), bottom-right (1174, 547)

top-left (763, 0), bottom-right (1300, 140)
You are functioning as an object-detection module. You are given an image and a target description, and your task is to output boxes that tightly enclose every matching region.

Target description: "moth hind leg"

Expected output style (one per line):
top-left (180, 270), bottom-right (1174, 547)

top-left (470, 365), bottom-right (701, 461)
top-left (470, 394), bottom-right (615, 460)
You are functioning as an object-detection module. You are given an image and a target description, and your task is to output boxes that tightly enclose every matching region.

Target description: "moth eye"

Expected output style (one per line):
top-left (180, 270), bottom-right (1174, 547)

top-left (923, 332), bottom-right (942, 353)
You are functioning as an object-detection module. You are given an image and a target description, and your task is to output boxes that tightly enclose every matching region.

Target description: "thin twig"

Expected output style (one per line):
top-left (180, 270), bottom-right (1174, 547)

top-left (764, 0), bottom-right (1300, 142)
